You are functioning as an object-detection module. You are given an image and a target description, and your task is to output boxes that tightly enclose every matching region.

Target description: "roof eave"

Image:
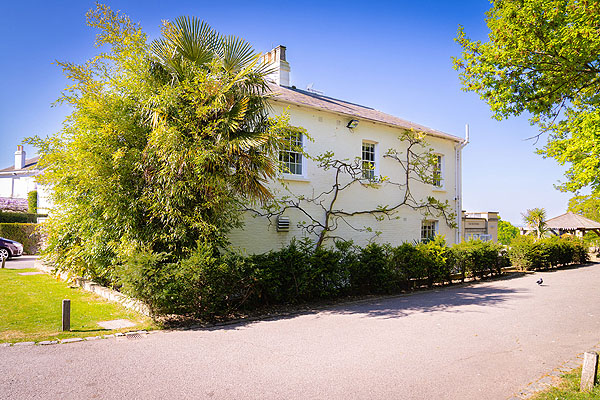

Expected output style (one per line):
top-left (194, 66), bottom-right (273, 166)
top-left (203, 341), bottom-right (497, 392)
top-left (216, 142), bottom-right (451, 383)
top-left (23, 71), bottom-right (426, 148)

top-left (269, 97), bottom-right (465, 143)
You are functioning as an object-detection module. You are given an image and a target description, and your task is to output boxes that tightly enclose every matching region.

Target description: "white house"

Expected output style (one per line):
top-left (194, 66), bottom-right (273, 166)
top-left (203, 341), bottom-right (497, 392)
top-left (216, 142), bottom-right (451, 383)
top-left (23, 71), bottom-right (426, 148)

top-left (228, 46), bottom-right (468, 253)
top-left (0, 46), bottom-right (467, 254)
top-left (0, 146), bottom-right (50, 214)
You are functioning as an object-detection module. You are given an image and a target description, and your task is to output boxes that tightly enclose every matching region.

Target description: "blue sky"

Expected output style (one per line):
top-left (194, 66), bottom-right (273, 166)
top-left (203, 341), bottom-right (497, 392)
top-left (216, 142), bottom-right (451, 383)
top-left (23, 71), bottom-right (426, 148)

top-left (1, 0), bottom-right (574, 225)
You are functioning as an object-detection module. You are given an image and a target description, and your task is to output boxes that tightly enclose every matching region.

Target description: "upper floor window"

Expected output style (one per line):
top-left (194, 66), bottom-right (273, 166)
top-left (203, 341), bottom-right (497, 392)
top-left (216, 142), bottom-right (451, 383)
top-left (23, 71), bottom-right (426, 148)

top-left (433, 154), bottom-right (443, 187)
top-left (421, 220), bottom-right (438, 242)
top-left (362, 141), bottom-right (376, 180)
top-left (280, 132), bottom-right (303, 175)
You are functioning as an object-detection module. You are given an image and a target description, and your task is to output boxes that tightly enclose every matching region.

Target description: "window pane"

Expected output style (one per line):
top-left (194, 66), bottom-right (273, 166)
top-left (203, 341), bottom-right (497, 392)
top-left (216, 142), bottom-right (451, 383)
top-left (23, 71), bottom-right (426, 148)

top-left (362, 142), bottom-right (376, 179)
top-left (433, 155), bottom-right (442, 187)
top-left (280, 133), bottom-right (303, 175)
top-left (421, 220), bottom-right (437, 242)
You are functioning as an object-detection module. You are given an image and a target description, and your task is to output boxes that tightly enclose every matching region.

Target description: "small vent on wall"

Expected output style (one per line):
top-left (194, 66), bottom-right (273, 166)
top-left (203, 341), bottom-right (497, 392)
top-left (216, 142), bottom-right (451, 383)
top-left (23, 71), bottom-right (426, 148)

top-left (276, 216), bottom-right (290, 232)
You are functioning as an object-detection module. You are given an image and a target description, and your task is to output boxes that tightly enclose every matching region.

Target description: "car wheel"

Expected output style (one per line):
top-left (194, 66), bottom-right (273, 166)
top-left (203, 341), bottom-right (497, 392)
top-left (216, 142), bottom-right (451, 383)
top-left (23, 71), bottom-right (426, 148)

top-left (0, 248), bottom-right (9, 261)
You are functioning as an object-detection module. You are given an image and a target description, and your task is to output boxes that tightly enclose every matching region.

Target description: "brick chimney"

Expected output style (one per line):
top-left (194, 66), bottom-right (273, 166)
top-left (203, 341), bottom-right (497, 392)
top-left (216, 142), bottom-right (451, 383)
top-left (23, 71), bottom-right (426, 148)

top-left (14, 145), bottom-right (25, 170)
top-left (262, 45), bottom-right (290, 87)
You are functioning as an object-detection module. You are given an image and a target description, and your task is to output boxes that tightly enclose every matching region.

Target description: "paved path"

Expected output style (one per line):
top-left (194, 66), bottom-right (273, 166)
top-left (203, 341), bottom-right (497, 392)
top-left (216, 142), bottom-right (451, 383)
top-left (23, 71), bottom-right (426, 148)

top-left (3, 254), bottom-right (38, 269)
top-left (2, 264), bottom-right (600, 400)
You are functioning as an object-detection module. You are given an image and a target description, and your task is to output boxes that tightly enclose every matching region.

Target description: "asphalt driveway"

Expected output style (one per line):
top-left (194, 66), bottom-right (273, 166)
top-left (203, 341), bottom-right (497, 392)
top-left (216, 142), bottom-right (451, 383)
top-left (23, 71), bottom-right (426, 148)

top-left (2, 263), bottom-right (600, 399)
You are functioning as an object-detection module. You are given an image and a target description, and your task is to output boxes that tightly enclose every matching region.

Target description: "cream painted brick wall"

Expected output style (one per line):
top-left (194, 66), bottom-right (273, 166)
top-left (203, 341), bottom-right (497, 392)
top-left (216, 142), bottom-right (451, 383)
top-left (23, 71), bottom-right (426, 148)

top-left (228, 102), bottom-right (461, 254)
top-left (0, 175), bottom-right (38, 199)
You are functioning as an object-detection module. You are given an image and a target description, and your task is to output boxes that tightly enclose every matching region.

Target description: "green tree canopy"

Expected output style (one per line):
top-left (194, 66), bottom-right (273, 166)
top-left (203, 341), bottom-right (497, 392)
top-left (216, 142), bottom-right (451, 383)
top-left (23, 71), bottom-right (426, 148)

top-left (568, 194), bottom-right (600, 247)
top-left (568, 194), bottom-right (600, 223)
top-left (497, 217), bottom-right (519, 245)
top-left (28, 4), bottom-right (295, 283)
top-left (454, 0), bottom-right (600, 194)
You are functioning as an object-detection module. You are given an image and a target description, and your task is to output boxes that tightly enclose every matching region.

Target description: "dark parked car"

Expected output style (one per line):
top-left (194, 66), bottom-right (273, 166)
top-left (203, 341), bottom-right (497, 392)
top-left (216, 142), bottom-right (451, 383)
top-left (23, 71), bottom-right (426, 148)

top-left (0, 237), bottom-right (23, 260)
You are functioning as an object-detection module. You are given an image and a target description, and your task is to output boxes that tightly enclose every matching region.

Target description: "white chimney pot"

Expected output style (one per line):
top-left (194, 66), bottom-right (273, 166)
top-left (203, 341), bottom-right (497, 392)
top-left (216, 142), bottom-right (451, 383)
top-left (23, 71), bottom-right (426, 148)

top-left (262, 45), bottom-right (290, 87)
top-left (14, 145), bottom-right (25, 170)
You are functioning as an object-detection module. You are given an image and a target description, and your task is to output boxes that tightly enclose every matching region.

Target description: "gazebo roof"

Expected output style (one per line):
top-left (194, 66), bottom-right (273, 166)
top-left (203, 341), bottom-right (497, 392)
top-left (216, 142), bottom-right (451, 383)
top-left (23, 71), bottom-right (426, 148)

top-left (546, 212), bottom-right (600, 231)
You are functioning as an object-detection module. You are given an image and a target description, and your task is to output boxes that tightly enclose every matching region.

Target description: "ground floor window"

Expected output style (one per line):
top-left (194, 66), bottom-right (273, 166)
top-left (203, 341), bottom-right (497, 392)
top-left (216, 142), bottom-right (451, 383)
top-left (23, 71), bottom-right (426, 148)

top-left (421, 220), bottom-right (438, 242)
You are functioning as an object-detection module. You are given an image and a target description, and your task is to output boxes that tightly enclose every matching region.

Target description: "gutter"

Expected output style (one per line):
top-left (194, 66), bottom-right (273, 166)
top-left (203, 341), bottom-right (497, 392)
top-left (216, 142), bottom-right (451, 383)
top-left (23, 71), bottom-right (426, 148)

top-left (454, 124), bottom-right (470, 244)
top-left (0, 169), bottom-right (41, 177)
top-left (268, 98), bottom-right (465, 144)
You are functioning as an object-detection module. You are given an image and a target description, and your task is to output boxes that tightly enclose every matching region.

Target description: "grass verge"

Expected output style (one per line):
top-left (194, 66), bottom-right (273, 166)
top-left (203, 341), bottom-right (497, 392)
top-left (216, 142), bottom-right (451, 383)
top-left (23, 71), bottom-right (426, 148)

top-left (530, 364), bottom-right (600, 400)
top-left (0, 267), bottom-right (155, 343)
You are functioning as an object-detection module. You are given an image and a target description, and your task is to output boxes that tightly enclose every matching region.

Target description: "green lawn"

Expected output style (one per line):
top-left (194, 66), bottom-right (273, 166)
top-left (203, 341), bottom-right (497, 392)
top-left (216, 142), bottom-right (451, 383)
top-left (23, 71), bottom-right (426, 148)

top-left (0, 268), bottom-right (155, 343)
top-left (531, 365), bottom-right (600, 400)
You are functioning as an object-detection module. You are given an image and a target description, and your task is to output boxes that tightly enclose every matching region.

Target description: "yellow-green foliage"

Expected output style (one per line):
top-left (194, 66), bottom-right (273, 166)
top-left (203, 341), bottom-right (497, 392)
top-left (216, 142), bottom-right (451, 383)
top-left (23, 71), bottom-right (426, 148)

top-left (455, 0), bottom-right (600, 194)
top-left (27, 191), bottom-right (37, 214)
top-left (26, 4), bottom-right (299, 286)
top-left (508, 235), bottom-right (588, 271)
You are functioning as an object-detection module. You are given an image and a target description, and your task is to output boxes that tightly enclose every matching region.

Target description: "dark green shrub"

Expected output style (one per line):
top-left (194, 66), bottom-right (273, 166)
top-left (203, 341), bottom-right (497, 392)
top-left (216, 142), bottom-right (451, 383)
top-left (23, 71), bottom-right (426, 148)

top-left (508, 235), bottom-right (546, 271)
top-left (539, 237), bottom-right (569, 267)
top-left (0, 223), bottom-right (41, 254)
top-left (305, 244), bottom-right (351, 298)
top-left (351, 243), bottom-right (391, 294)
top-left (562, 236), bottom-right (589, 264)
top-left (0, 211), bottom-right (38, 223)
top-left (508, 235), bottom-right (588, 271)
top-left (113, 235), bottom-right (589, 320)
top-left (388, 242), bottom-right (427, 289)
top-left (248, 239), bottom-right (312, 304)
top-left (418, 235), bottom-right (453, 285)
top-left (118, 243), bottom-right (260, 318)
top-left (452, 239), bottom-right (506, 279)
top-left (27, 191), bottom-right (38, 214)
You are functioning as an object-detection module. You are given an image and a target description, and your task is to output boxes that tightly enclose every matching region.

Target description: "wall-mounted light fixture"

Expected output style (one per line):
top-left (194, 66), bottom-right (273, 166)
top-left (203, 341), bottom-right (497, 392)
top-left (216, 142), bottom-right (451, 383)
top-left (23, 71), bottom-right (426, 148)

top-left (347, 119), bottom-right (359, 129)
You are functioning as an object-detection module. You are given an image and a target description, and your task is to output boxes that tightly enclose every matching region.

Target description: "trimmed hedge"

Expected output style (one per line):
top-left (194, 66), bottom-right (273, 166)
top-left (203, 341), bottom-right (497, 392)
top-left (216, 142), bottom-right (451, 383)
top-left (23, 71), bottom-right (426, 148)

top-left (90, 235), bottom-right (592, 319)
top-left (452, 239), bottom-right (509, 280)
top-left (0, 211), bottom-right (38, 223)
top-left (508, 235), bottom-right (588, 271)
top-left (0, 223), bottom-right (42, 254)
top-left (117, 237), bottom-right (513, 319)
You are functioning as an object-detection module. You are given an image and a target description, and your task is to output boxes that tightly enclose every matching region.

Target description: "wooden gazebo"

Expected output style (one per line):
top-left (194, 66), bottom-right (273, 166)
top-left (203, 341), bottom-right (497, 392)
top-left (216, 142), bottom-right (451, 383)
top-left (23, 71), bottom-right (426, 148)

top-left (546, 212), bottom-right (600, 238)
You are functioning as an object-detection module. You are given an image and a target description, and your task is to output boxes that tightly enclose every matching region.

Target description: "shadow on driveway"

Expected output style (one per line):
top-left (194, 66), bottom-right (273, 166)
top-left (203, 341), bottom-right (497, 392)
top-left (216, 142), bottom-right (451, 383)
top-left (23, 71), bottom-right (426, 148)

top-left (193, 282), bottom-right (530, 332)
top-left (324, 285), bottom-right (529, 320)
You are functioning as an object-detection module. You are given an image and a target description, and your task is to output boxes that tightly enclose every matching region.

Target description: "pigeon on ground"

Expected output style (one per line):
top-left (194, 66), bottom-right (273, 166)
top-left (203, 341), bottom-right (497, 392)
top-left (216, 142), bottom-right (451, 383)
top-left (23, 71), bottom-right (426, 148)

top-left (536, 277), bottom-right (543, 285)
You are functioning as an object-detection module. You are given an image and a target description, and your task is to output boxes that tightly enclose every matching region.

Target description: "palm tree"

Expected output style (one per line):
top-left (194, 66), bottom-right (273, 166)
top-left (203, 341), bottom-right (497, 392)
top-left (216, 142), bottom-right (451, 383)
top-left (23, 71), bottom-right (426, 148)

top-left (147, 17), bottom-right (281, 204)
top-left (522, 208), bottom-right (548, 239)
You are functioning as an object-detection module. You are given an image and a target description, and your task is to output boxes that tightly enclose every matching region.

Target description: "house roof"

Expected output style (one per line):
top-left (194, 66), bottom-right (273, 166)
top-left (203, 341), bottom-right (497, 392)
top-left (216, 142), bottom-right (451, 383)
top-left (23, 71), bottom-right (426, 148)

top-left (546, 212), bottom-right (600, 231)
top-left (0, 156), bottom-right (40, 173)
top-left (268, 83), bottom-right (464, 143)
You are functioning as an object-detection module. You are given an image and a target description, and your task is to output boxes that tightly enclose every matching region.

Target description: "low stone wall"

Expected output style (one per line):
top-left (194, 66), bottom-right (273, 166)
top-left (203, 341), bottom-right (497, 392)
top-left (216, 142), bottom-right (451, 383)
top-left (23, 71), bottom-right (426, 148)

top-left (34, 259), bottom-right (150, 316)
top-left (0, 197), bottom-right (28, 212)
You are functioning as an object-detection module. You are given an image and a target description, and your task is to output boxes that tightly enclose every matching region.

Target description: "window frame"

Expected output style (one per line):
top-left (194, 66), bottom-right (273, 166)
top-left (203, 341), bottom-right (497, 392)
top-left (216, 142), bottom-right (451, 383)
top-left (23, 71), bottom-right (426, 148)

top-left (432, 153), bottom-right (444, 189)
top-left (279, 131), bottom-right (306, 178)
top-left (421, 220), bottom-right (438, 242)
top-left (361, 140), bottom-right (378, 180)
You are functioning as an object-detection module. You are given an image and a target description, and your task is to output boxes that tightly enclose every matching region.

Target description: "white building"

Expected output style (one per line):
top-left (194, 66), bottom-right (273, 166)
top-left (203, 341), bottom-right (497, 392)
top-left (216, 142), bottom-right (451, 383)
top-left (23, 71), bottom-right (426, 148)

top-left (0, 146), bottom-right (50, 214)
top-left (228, 46), bottom-right (468, 253)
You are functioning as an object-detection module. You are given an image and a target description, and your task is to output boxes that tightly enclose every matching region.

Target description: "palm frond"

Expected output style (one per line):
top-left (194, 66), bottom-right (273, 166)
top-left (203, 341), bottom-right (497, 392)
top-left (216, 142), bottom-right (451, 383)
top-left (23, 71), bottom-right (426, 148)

top-left (218, 35), bottom-right (257, 74)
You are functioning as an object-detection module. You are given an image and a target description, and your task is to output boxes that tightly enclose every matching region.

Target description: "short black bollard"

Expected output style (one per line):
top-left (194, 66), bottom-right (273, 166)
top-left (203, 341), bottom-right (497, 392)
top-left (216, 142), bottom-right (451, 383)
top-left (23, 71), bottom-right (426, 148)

top-left (1, 257), bottom-right (5, 269)
top-left (62, 299), bottom-right (71, 331)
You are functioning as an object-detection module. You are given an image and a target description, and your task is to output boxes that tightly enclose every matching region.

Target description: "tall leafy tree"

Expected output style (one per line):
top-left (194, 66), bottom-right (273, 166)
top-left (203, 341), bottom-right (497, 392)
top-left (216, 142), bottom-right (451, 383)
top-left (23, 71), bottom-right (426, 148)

top-left (454, 0), bottom-right (600, 194)
top-left (568, 194), bottom-right (600, 246)
top-left (497, 217), bottom-right (519, 245)
top-left (28, 4), bottom-right (290, 283)
top-left (568, 194), bottom-right (600, 223)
